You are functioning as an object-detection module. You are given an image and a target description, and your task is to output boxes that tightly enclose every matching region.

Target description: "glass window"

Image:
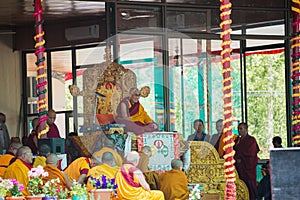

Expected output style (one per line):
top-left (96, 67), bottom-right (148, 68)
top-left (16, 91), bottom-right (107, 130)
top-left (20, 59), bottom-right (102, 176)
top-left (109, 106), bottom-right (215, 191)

top-left (51, 50), bottom-right (72, 111)
top-left (166, 0), bottom-right (284, 8)
top-left (118, 34), bottom-right (165, 130)
top-left (117, 7), bottom-right (161, 31)
top-left (246, 48), bottom-right (286, 159)
top-left (166, 10), bottom-right (207, 32)
top-left (169, 38), bottom-right (242, 138)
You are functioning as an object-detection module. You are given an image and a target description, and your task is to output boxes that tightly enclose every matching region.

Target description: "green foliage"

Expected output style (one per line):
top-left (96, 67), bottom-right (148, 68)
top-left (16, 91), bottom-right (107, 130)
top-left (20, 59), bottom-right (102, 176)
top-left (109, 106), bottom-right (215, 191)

top-left (246, 53), bottom-right (287, 158)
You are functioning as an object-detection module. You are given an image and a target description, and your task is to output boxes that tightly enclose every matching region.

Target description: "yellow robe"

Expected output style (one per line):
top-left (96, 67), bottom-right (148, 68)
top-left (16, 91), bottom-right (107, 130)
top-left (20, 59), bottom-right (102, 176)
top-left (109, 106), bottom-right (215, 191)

top-left (0, 153), bottom-right (14, 177)
top-left (4, 159), bottom-right (31, 196)
top-left (129, 103), bottom-right (153, 125)
top-left (92, 147), bottom-right (123, 167)
top-left (64, 157), bottom-right (91, 182)
top-left (86, 163), bottom-right (119, 191)
top-left (115, 163), bottom-right (164, 200)
top-left (33, 156), bottom-right (46, 168)
top-left (43, 164), bottom-right (67, 189)
top-left (159, 169), bottom-right (189, 200)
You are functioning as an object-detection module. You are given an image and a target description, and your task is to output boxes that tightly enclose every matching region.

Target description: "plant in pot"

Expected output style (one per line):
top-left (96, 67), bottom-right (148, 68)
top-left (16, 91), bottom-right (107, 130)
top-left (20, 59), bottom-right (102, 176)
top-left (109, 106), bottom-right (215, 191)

top-left (6, 179), bottom-right (24, 200)
top-left (56, 187), bottom-right (69, 200)
top-left (27, 166), bottom-right (49, 200)
top-left (70, 182), bottom-right (87, 200)
top-left (89, 175), bottom-right (118, 200)
top-left (42, 178), bottom-right (60, 200)
top-left (0, 178), bottom-right (11, 200)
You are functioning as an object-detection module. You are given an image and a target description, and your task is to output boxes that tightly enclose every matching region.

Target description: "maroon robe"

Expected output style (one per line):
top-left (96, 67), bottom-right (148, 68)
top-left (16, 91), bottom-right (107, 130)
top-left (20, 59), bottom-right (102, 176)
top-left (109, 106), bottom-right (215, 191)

top-left (47, 123), bottom-right (61, 138)
top-left (234, 134), bottom-right (260, 200)
top-left (115, 97), bottom-right (156, 135)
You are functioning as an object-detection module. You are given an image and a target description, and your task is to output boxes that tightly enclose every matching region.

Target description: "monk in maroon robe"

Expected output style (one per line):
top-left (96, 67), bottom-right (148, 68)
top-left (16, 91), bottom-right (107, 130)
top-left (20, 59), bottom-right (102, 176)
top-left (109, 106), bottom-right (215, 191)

top-left (46, 109), bottom-right (61, 138)
top-left (115, 88), bottom-right (158, 135)
top-left (234, 122), bottom-right (260, 200)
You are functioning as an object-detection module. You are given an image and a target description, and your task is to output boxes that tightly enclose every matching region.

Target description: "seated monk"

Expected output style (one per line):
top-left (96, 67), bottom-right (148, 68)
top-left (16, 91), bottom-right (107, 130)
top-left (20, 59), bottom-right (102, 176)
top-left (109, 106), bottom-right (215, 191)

top-left (115, 151), bottom-right (164, 200)
top-left (115, 87), bottom-right (158, 135)
top-left (137, 146), bottom-right (152, 173)
top-left (92, 137), bottom-right (123, 167)
top-left (0, 142), bottom-right (22, 177)
top-left (86, 151), bottom-right (119, 191)
top-left (33, 144), bottom-right (51, 168)
top-left (137, 146), bottom-right (160, 190)
top-left (4, 146), bottom-right (33, 196)
top-left (159, 159), bottom-right (189, 200)
top-left (64, 155), bottom-right (101, 184)
top-left (43, 153), bottom-right (73, 189)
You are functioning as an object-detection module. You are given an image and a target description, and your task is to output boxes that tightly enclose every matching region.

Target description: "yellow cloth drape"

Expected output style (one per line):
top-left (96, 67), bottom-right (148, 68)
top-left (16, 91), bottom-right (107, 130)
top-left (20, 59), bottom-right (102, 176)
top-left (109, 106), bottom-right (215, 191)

top-left (115, 164), bottom-right (164, 200)
top-left (92, 147), bottom-right (123, 167)
top-left (64, 157), bottom-right (90, 182)
top-left (33, 156), bottom-right (46, 168)
top-left (4, 159), bottom-right (31, 196)
top-left (86, 163), bottom-right (119, 191)
top-left (43, 164), bottom-right (67, 189)
top-left (159, 169), bottom-right (189, 200)
top-left (0, 153), bottom-right (14, 177)
top-left (129, 103), bottom-right (153, 125)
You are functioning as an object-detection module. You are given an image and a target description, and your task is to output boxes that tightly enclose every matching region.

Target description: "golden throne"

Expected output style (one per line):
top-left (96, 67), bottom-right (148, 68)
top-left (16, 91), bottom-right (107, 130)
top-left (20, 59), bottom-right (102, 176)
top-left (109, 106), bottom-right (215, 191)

top-left (186, 141), bottom-right (249, 200)
top-left (68, 48), bottom-right (137, 154)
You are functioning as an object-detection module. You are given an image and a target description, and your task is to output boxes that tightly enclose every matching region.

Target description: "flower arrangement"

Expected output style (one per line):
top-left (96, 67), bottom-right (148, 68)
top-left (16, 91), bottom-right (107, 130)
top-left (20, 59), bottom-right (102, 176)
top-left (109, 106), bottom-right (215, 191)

top-left (42, 178), bottom-right (60, 197)
top-left (189, 184), bottom-right (202, 200)
top-left (27, 166), bottom-right (48, 196)
top-left (7, 179), bottom-right (24, 197)
top-left (89, 175), bottom-right (118, 190)
top-left (56, 186), bottom-right (69, 199)
top-left (0, 178), bottom-right (11, 198)
top-left (70, 182), bottom-right (87, 197)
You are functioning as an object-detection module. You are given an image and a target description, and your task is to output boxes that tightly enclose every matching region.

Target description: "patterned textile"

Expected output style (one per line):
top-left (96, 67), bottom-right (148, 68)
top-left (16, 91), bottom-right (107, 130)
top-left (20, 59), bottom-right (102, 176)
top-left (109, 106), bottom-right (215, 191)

top-left (137, 132), bottom-right (180, 171)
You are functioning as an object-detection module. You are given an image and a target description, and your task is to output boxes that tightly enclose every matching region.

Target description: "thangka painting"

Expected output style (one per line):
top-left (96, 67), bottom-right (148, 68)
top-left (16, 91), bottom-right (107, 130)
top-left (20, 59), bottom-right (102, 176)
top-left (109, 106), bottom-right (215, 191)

top-left (137, 132), bottom-right (180, 171)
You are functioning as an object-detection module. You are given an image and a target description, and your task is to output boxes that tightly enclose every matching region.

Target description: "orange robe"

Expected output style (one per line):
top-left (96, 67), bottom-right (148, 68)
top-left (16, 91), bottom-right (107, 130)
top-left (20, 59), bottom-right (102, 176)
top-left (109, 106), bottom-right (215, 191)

top-left (115, 163), bottom-right (164, 200)
top-left (93, 147), bottom-right (123, 167)
top-left (86, 163), bottom-right (119, 191)
top-left (0, 153), bottom-right (14, 177)
top-left (4, 159), bottom-right (32, 196)
top-left (64, 157), bottom-right (91, 182)
top-left (43, 164), bottom-right (67, 189)
top-left (159, 169), bottom-right (189, 200)
top-left (33, 156), bottom-right (47, 168)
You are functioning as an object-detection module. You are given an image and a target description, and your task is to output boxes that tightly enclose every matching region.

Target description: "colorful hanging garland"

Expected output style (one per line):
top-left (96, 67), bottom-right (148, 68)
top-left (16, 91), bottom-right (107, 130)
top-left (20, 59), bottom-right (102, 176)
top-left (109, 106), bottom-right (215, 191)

top-left (34, 0), bottom-right (49, 138)
top-left (220, 0), bottom-right (236, 199)
top-left (291, 0), bottom-right (300, 146)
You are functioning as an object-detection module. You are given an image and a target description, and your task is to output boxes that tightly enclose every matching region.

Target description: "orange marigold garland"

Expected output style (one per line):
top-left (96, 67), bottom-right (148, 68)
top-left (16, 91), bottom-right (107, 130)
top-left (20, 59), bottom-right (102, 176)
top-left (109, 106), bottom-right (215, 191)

top-left (220, 0), bottom-right (236, 199)
top-left (34, 0), bottom-right (49, 138)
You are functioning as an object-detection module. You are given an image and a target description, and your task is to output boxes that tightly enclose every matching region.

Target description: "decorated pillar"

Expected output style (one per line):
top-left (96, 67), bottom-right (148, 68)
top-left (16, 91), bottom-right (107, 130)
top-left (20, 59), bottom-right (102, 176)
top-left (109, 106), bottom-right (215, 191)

top-left (220, 0), bottom-right (236, 199)
top-left (291, 0), bottom-right (300, 146)
top-left (34, 0), bottom-right (48, 138)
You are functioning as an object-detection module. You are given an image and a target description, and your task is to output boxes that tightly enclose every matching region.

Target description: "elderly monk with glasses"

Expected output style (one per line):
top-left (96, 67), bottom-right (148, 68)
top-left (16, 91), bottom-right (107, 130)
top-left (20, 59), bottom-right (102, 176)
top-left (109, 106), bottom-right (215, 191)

top-left (115, 87), bottom-right (158, 135)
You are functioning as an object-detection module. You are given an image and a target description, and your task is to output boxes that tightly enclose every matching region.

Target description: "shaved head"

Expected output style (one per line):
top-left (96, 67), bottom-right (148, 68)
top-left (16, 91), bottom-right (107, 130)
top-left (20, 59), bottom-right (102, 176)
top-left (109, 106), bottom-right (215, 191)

top-left (46, 153), bottom-right (59, 167)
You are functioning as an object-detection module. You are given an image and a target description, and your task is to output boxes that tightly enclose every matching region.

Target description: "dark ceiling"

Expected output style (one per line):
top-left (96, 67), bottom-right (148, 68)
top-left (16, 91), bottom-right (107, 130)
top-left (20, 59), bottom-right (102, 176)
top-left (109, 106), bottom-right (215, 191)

top-left (0, 0), bottom-right (105, 30)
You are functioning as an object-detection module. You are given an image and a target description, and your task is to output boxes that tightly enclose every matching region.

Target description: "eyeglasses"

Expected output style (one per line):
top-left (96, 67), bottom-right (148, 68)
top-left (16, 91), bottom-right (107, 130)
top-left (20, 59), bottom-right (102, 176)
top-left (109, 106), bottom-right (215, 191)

top-left (134, 93), bottom-right (141, 97)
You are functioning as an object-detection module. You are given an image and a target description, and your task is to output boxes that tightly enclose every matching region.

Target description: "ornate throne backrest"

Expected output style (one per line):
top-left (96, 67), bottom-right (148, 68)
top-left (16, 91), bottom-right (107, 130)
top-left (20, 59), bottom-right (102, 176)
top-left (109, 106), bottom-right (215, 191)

top-left (81, 61), bottom-right (136, 126)
top-left (186, 141), bottom-right (249, 200)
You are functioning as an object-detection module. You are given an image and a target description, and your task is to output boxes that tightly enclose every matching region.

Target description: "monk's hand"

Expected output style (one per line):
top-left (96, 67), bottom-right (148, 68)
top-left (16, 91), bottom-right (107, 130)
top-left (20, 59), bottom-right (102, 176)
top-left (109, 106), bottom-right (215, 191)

top-left (151, 123), bottom-right (158, 130)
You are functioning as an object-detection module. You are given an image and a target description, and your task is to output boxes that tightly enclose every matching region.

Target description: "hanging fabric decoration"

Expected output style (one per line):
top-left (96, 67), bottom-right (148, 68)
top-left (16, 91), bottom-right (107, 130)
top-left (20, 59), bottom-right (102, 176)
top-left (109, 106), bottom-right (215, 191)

top-left (220, 0), bottom-right (236, 199)
top-left (34, 0), bottom-right (49, 138)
